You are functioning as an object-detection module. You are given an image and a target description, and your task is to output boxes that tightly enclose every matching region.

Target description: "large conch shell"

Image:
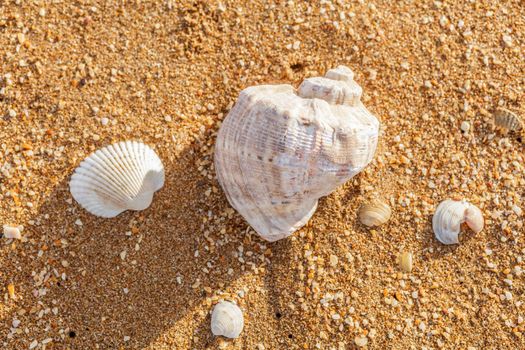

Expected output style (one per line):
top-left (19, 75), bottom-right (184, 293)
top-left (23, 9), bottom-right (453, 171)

top-left (70, 141), bottom-right (164, 217)
top-left (214, 66), bottom-right (380, 241)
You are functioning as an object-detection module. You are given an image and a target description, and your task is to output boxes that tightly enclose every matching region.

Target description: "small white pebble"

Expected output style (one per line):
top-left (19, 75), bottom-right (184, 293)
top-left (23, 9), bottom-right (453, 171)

top-left (12, 319), bottom-right (20, 328)
top-left (354, 336), bottom-right (368, 347)
top-left (164, 115), bottom-right (172, 122)
top-left (29, 340), bottom-right (38, 349)
top-left (460, 121), bottom-right (470, 132)
top-left (75, 219), bottom-right (83, 226)
top-left (39, 8), bottom-right (46, 17)
top-left (100, 117), bottom-right (109, 126)
top-left (329, 254), bottom-right (339, 267)
top-left (502, 34), bottom-right (513, 47)
top-left (8, 109), bottom-right (17, 118)
top-left (505, 291), bottom-right (513, 300)
top-left (123, 336), bottom-right (130, 342)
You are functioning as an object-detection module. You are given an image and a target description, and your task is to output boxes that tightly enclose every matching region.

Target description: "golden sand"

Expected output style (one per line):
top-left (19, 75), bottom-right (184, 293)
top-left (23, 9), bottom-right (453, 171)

top-left (1, 1), bottom-right (524, 349)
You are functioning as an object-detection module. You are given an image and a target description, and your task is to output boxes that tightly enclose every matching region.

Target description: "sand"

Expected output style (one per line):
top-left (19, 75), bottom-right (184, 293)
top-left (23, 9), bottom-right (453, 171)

top-left (1, 1), bottom-right (524, 349)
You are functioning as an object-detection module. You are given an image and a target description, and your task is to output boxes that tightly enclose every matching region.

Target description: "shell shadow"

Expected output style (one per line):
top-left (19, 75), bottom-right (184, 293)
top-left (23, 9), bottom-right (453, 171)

top-left (0, 139), bottom-right (267, 349)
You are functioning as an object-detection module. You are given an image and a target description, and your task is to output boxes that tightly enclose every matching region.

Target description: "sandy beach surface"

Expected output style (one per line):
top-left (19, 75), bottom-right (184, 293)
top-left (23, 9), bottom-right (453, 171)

top-left (1, 1), bottom-right (524, 349)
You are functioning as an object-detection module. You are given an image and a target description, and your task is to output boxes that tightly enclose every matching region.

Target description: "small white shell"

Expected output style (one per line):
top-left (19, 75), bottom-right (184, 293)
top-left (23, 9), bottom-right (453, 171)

top-left (70, 141), bottom-right (164, 218)
top-left (211, 301), bottom-right (244, 339)
top-left (432, 199), bottom-right (484, 245)
top-left (3, 225), bottom-right (22, 240)
top-left (358, 200), bottom-right (392, 227)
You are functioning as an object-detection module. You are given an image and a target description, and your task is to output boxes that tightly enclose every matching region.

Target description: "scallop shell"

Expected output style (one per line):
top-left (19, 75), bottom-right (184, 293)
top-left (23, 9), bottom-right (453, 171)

top-left (214, 66), bottom-right (379, 241)
top-left (70, 141), bottom-right (164, 217)
top-left (432, 199), bottom-right (484, 245)
top-left (211, 301), bottom-right (244, 339)
top-left (494, 108), bottom-right (522, 131)
top-left (358, 199), bottom-right (391, 227)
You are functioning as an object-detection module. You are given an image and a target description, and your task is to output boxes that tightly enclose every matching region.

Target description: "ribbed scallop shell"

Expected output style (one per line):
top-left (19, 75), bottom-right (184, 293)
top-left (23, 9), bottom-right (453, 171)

top-left (358, 200), bottom-right (392, 227)
top-left (494, 108), bottom-right (522, 131)
top-left (214, 66), bottom-right (379, 241)
top-left (70, 141), bottom-right (164, 218)
top-left (432, 199), bottom-right (484, 245)
top-left (211, 301), bottom-right (244, 339)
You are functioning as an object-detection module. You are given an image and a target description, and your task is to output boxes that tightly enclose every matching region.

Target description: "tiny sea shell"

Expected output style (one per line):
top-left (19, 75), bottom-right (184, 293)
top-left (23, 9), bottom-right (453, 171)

top-left (211, 301), bottom-right (244, 339)
top-left (432, 199), bottom-right (484, 245)
top-left (358, 200), bottom-right (392, 227)
top-left (398, 251), bottom-right (413, 272)
top-left (494, 108), bottom-right (522, 131)
top-left (3, 225), bottom-right (22, 240)
top-left (70, 141), bottom-right (164, 218)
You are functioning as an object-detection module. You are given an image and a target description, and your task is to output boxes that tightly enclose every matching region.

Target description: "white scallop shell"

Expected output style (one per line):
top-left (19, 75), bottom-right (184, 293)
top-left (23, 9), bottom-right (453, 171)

top-left (70, 141), bottom-right (164, 217)
top-left (432, 199), bottom-right (484, 245)
top-left (211, 301), bottom-right (244, 339)
top-left (214, 66), bottom-right (379, 241)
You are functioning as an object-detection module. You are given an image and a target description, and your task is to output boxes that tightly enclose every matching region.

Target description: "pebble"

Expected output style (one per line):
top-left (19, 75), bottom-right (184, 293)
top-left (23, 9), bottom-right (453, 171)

top-left (460, 121), bottom-right (470, 132)
top-left (398, 251), bottom-right (413, 272)
top-left (8, 109), bottom-right (17, 118)
top-left (29, 340), bottom-right (38, 349)
top-left (329, 254), bottom-right (339, 267)
top-left (7, 283), bottom-right (15, 298)
top-left (354, 335), bottom-right (368, 347)
top-left (39, 8), bottom-right (46, 17)
top-left (101, 117), bottom-right (109, 126)
top-left (502, 34), bottom-right (513, 47)
top-left (17, 33), bottom-right (25, 44)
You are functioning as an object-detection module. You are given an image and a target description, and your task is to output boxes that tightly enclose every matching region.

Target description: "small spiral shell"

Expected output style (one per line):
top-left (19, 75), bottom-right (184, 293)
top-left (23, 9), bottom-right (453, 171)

top-left (432, 199), bottom-right (484, 245)
top-left (358, 200), bottom-right (392, 227)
